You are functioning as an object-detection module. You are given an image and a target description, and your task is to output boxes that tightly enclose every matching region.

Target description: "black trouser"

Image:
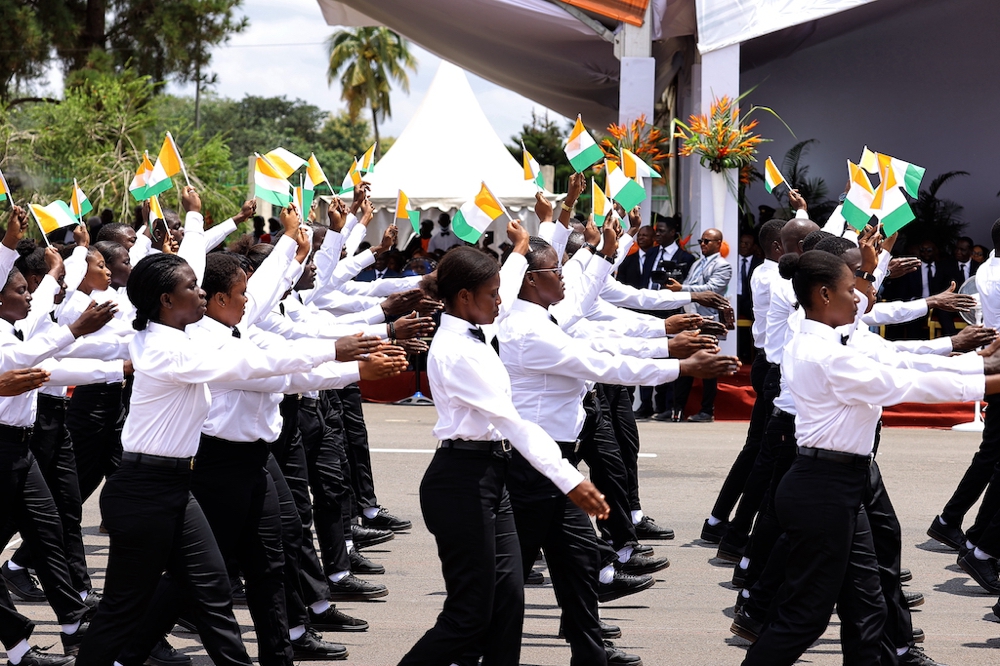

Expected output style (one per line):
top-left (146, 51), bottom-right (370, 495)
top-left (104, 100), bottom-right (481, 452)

top-left (66, 382), bottom-right (124, 502)
top-left (507, 448), bottom-right (607, 666)
top-left (116, 439), bottom-right (293, 666)
top-left (672, 376), bottom-right (718, 416)
top-left (0, 582), bottom-right (33, 650)
top-left (399, 446), bottom-right (523, 666)
top-left (940, 392), bottom-right (1000, 531)
top-left (743, 454), bottom-right (889, 666)
top-left (599, 384), bottom-right (642, 513)
top-left (266, 453), bottom-right (311, 630)
top-left (866, 459), bottom-right (913, 651)
top-left (76, 456), bottom-right (251, 666)
top-left (583, 389), bottom-right (637, 553)
top-left (0, 437), bottom-right (89, 626)
top-left (711, 359), bottom-right (778, 523)
top-left (334, 385), bottom-right (379, 515)
top-left (12, 394), bottom-right (90, 593)
top-left (299, 397), bottom-right (352, 576)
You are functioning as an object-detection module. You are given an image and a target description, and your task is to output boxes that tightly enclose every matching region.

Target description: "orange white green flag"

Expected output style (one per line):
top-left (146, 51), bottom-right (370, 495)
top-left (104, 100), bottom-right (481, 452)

top-left (762, 157), bottom-right (788, 196)
top-left (29, 200), bottom-right (78, 236)
top-left (842, 161), bottom-right (876, 231)
top-left (301, 154), bottom-right (329, 214)
top-left (129, 152), bottom-right (155, 201)
top-left (70, 179), bottom-right (93, 219)
top-left (147, 194), bottom-right (165, 237)
top-left (253, 154), bottom-right (292, 207)
top-left (396, 190), bottom-right (420, 234)
top-left (144, 133), bottom-right (188, 198)
top-left (453, 183), bottom-right (509, 243)
top-left (605, 160), bottom-right (645, 212)
top-left (0, 166), bottom-right (11, 203)
top-left (621, 148), bottom-right (659, 186)
top-left (564, 116), bottom-right (604, 173)
top-left (339, 159), bottom-right (362, 195)
top-left (522, 144), bottom-right (544, 189)
top-left (358, 143), bottom-right (377, 173)
top-left (264, 148), bottom-right (306, 179)
top-left (870, 156), bottom-right (915, 236)
top-left (592, 178), bottom-right (610, 227)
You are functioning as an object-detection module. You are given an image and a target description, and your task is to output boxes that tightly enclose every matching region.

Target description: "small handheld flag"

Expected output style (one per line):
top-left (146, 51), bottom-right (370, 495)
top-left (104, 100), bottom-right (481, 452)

top-left (301, 154), bottom-right (329, 215)
top-left (859, 146), bottom-right (878, 174)
top-left (129, 152), bottom-right (155, 201)
top-left (842, 161), bottom-right (877, 231)
top-left (605, 160), bottom-right (646, 212)
top-left (358, 143), bottom-right (377, 173)
top-left (148, 195), bottom-right (166, 239)
top-left (762, 157), bottom-right (788, 197)
top-left (264, 148), bottom-right (306, 179)
top-left (340, 159), bottom-right (362, 195)
top-left (621, 148), bottom-right (660, 185)
top-left (396, 190), bottom-right (420, 234)
top-left (145, 132), bottom-right (188, 198)
top-left (453, 183), bottom-right (509, 244)
top-left (522, 144), bottom-right (544, 189)
top-left (592, 178), bottom-right (610, 228)
top-left (0, 166), bottom-right (11, 205)
top-left (253, 153), bottom-right (292, 207)
top-left (564, 116), bottom-right (604, 173)
top-left (70, 179), bottom-right (93, 220)
top-left (29, 201), bottom-right (78, 237)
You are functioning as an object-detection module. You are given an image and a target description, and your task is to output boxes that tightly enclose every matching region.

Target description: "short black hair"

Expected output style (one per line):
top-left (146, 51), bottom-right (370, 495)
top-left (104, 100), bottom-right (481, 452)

top-left (202, 253), bottom-right (245, 299)
top-left (802, 230), bottom-right (834, 253)
top-left (96, 223), bottom-right (133, 245)
top-left (564, 232), bottom-right (586, 258)
top-left (814, 236), bottom-right (855, 257)
top-left (524, 236), bottom-right (554, 271)
top-left (758, 218), bottom-right (787, 252)
top-left (94, 240), bottom-right (127, 265)
top-left (421, 246), bottom-right (499, 305)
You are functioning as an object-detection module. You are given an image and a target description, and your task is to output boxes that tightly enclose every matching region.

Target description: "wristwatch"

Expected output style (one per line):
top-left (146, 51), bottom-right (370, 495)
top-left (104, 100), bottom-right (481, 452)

top-left (855, 270), bottom-right (876, 283)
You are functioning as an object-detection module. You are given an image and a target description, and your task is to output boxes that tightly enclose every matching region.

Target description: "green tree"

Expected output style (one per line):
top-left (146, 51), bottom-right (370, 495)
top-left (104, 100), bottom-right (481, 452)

top-left (326, 27), bottom-right (415, 160)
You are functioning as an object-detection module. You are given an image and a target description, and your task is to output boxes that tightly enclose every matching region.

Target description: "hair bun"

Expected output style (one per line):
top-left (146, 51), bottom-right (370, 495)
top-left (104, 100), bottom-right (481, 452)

top-left (778, 253), bottom-right (800, 279)
top-left (15, 239), bottom-right (37, 257)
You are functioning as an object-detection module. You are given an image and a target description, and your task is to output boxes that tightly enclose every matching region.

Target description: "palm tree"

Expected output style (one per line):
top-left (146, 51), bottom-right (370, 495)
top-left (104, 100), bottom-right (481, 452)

top-left (326, 28), bottom-right (416, 160)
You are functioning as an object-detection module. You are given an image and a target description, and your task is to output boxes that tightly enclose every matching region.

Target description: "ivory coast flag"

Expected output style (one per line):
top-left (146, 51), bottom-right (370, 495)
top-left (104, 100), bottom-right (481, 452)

top-left (358, 143), bottom-right (377, 173)
top-left (564, 116), bottom-right (604, 173)
top-left (340, 159), bottom-right (362, 195)
top-left (842, 161), bottom-right (876, 231)
top-left (129, 152), bottom-right (155, 201)
top-left (621, 148), bottom-right (659, 185)
top-left (0, 166), bottom-right (10, 203)
top-left (145, 133), bottom-right (185, 198)
top-left (264, 147), bottom-right (306, 179)
top-left (871, 157), bottom-right (915, 236)
top-left (396, 190), bottom-right (421, 234)
top-left (876, 152), bottom-right (925, 198)
top-left (70, 179), bottom-right (93, 218)
top-left (253, 154), bottom-right (292, 207)
top-left (453, 183), bottom-right (508, 244)
top-left (605, 160), bottom-right (645, 212)
top-left (859, 146), bottom-right (878, 174)
top-left (301, 154), bottom-right (329, 215)
top-left (29, 201), bottom-right (78, 235)
top-left (147, 194), bottom-right (165, 237)
top-left (763, 157), bottom-right (787, 195)
top-left (522, 144), bottom-right (544, 188)
top-left (592, 178), bottom-right (610, 227)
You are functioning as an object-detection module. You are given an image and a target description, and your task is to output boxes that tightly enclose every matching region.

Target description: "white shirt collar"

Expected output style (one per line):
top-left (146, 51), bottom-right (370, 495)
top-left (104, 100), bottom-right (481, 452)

top-left (799, 318), bottom-right (842, 343)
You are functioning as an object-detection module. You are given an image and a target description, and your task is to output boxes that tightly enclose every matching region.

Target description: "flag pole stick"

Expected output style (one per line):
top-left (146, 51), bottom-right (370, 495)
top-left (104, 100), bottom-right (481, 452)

top-left (168, 132), bottom-right (192, 187)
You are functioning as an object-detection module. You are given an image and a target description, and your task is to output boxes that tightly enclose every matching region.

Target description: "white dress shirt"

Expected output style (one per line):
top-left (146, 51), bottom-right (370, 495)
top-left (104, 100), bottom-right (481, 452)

top-left (750, 260), bottom-right (779, 349)
top-left (862, 299), bottom-right (928, 327)
top-left (786, 318), bottom-right (984, 456)
top-left (648, 242), bottom-right (679, 289)
top-left (600, 276), bottom-right (691, 311)
top-left (427, 228), bottom-right (464, 255)
top-left (0, 245), bottom-right (18, 279)
top-left (764, 276), bottom-right (797, 365)
top-left (978, 250), bottom-right (1000, 330)
top-left (121, 321), bottom-right (341, 458)
top-left (499, 299), bottom-right (680, 442)
top-left (0, 320), bottom-right (75, 426)
top-left (428, 313), bottom-right (584, 495)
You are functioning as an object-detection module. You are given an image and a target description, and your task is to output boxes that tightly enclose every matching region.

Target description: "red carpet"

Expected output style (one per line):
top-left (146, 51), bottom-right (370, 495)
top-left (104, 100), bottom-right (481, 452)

top-left (361, 366), bottom-right (979, 429)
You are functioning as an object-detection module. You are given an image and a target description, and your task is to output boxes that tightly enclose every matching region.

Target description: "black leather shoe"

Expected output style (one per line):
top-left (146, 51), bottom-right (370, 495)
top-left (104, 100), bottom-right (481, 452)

top-left (734, 592), bottom-right (747, 614)
top-left (633, 407), bottom-right (653, 419)
top-left (912, 627), bottom-right (925, 643)
top-left (291, 628), bottom-right (348, 660)
top-left (700, 519), bottom-right (728, 544)
top-left (349, 548), bottom-right (385, 575)
top-left (525, 569), bottom-right (544, 585)
top-left (598, 572), bottom-right (654, 603)
top-left (716, 532), bottom-right (746, 563)
top-left (328, 573), bottom-right (388, 601)
top-left (308, 605), bottom-right (369, 632)
top-left (11, 646), bottom-right (75, 666)
top-left (174, 615), bottom-right (197, 633)
top-left (732, 564), bottom-right (748, 588)
top-left (651, 411), bottom-right (674, 422)
top-left (927, 516), bottom-right (965, 551)
top-left (898, 645), bottom-right (945, 665)
top-left (60, 622), bottom-right (87, 656)
top-left (615, 552), bottom-right (669, 576)
top-left (230, 577), bottom-right (246, 605)
top-left (904, 590), bottom-right (925, 608)
top-left (145, 637), bottom-right (192, 666)
top-left (557, 619), bottom-right (621, 640)
top-left (361, 507), bottom-right (412, 532)
top-left (632, 543), bottom-right (654, 557)
top-left (958, 552), bottom-right (1000, 594)
top-left (81, 590), bottom-right (100, 622)
top-left (730, 609), bottom-right (761, 643)
top-left (900, 568), bottom-right (912, 583)
top-left (1, 562), bottom-right (46, 602)
top-left (351, 524), bottom-right (394, 549)
top-left (687, 412), bottom-right (714, 423)
top-left (605, 640), bottom-right (642, 665)
top-left (633, 516), bottom-right (674, 540)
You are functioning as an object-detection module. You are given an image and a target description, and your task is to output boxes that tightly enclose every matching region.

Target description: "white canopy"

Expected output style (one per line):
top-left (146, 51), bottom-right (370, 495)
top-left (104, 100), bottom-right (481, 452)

top-left (365, 60), bottom-right (548, 211)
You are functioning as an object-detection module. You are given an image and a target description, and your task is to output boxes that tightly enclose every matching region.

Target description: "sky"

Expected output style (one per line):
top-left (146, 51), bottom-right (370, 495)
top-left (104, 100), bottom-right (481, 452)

top-left (41, 0), bottom-right (566, 145)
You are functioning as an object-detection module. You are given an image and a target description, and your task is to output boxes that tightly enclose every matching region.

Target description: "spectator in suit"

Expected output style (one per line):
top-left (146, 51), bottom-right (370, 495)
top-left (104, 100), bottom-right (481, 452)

top-left (884, 240), bottom-right (952, 338)
top-left (736, 231), bottom-right (763, 362)
top-left (428, 213), bottom-right (464, 258)
top-left (616, 225), bottom-right (657, 290)
top-left (938, 236), bottom-right (977, 335)
top-left (667, 228), bottom-right (733, 422)
top-left (355, 250), bottom-right (403, 282)
top-left (404, 220), bottom-right (434, 258)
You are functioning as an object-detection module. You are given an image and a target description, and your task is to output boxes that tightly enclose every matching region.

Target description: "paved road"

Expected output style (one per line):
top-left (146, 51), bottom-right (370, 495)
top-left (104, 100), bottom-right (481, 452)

top-left (6, 406), bottom-right (1000, 664)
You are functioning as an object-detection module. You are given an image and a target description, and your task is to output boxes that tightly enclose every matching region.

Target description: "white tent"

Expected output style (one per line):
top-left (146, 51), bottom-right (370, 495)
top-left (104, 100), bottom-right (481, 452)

top-left (364, 60), bottom-right (548, 211)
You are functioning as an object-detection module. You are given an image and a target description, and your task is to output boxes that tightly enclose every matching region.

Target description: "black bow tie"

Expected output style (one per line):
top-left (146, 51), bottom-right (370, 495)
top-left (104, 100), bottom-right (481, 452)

top-left (12, 329), bottom-right (23, 341)
top-left (49, 312), bottom-right (57, 324)
top-left (469, 327), bottom-right (486, 343)
top-left (232, 326), bottom-right (241, 339)
top-left (549, 314), bottom-right (559, 325)
top-left (841, 334), bottom-right (849, 346)
top-left (440, 231), bottom-right (450, 237)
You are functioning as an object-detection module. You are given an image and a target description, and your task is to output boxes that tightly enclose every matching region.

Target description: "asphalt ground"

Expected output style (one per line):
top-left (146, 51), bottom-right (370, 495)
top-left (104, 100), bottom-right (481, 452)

top-left (5, 407), bottom-right (1000, 665)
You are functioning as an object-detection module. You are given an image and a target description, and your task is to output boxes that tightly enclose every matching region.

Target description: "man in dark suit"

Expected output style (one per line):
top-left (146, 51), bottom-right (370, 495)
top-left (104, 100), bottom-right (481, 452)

top-left (883, 240), bottom-right (951, 338)
top-left (937, 236), bottom-right (977, 336)
top-left (355, 250), bottom-right (403, 282)
top-left (617, 225), bottom-right (657, 290)
top-left (735, 231), bottom-right (763, 362)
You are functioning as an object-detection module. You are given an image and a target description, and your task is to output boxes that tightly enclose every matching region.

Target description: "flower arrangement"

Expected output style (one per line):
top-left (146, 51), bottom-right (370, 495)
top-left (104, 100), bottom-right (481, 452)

top-left (599, 114), bottom-right (670, 177)
top-left (672, 94), bottom-right (773, 173)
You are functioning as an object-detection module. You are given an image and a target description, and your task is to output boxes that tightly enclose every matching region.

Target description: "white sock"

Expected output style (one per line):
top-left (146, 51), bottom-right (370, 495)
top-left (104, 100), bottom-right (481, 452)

top-left (61, 621), bottom-right (80, 635)
top-left (79, 590), bottom-right (89, 601)
top-left (345, 539), bottom-right (354, 553)
top-left (616, 546), bottom-right (634, 563)
top-left (739, 557), bottom-right (750, 570)
top-left (289, 624), bottom-right (306, 641)
top-left (329, 570), bottom-right (350, 583)
top-left (897, 646), bottom-right (909, 657)
top-left (6, 560), bottom-right (24, 572)
top-left (967, 539), bottom-right (975, 550)
top-left (707, 516), bottom-right (722, 527)
top-left (363, 507), bottom-right (380, 520)
top-left (741, 589), bottom-right (750, 599)
top-left (938, 516), bottom-right (948, 526)
top-left (8, 640), bottom-right (30, 665)
top-left (599, 565), bottom-right (615, 584)
top-left (309, 600), bottom-right (330, 615)
top-left (631, 510), bottom-right (644, 525)
top-left (974, 547), bottom-right (994, 561)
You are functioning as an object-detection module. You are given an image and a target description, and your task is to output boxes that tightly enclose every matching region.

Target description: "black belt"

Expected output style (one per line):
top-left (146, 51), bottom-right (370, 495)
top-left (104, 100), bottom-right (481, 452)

top-left (439, 439), bottom-right (511, 453)
top-left (556, 440), bottom-right (581, 456)
top-left (300, 397), bottom-right (319, 409)
top-left (121, 451), bottom-right (195, 471)
top-left (772, 407), bottom-right (794, 419)
top-left (797, 446), bottom-right (872, 469)
top-left (0, 424), bottom-right (34, 443)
